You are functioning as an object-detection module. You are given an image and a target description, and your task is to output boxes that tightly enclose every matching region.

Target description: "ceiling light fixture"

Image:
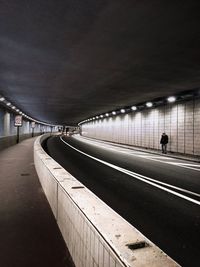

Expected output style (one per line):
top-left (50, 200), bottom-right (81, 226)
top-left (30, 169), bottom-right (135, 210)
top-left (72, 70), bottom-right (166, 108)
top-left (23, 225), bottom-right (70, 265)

top-left (120, 109), bottom-right (125, 113)
top-left (112, 111), bottom-right (116, 115)
top-left (146, 102), bottom-right (153, 108)
top-left (167, 96), bottom-right (176, 103)
top-left (131, 106), bottom-right (137, 111)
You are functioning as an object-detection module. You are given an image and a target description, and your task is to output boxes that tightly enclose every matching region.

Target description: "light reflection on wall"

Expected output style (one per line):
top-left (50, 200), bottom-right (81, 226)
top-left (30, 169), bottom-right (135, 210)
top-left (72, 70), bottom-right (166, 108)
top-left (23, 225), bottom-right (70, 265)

top-left (81, 98), bottom-right (200, 156)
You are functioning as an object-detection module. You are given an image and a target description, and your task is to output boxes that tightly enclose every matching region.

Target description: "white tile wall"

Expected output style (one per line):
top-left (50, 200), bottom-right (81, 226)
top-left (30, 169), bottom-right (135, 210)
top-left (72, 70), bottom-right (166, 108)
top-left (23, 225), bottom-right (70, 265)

top-left (158, 107), bottom-right (165, 149)
top-left (149, 110), bottom-right (153, 148)
top-left (177, 104), bottom-right (185, 154)
top-left (135, 112), bottom-right (142, 147)
top-left (128, 114), bottom-right (133, 145)
top-left (141, 111), bottom-right (146, 147)
top-left (82, 98), bottom-right (200, 156)
top-left (194, 100), bottom-right (200, 155)
top-left (170, 105), bottom-right (178, 152)
top-left (185, 101), bottom-right (194, 154)
top-left (164, 105), bottom-right (171, 151)
top-left (153, 109), bottom-right (159, 149)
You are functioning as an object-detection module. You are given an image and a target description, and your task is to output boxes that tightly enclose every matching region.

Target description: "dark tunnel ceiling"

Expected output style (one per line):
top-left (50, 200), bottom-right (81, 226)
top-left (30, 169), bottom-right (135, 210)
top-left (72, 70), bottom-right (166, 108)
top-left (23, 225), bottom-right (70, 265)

top-left (0, 1), bottom-right (200, 125)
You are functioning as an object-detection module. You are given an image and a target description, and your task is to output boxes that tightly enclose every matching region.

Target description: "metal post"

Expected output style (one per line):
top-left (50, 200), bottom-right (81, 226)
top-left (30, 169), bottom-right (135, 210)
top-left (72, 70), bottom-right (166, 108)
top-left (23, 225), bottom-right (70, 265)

top-left (17, 126), bottom-right (20, 143)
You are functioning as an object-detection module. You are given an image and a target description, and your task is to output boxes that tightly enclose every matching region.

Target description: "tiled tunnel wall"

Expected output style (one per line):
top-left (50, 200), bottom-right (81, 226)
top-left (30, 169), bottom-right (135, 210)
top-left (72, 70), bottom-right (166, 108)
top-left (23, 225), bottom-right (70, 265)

top-left (81, 97), bottom-right (200, 156)
top-left (0, 107), bottom-right (53, 150)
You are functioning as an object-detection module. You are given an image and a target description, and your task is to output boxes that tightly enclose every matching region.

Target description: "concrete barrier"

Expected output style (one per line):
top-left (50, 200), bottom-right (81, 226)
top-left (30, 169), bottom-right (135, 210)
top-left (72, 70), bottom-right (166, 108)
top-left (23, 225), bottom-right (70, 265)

top-left (34, 134), bottom-right (180, 267)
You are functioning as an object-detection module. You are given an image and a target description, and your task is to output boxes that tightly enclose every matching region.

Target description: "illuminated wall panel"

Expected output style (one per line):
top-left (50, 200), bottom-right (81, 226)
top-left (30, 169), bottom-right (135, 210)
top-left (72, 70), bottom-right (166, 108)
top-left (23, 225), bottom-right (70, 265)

top-left (194, 100), bottom-right (200, 155)
top-left (185, 101), bottom-right (194, 155)
top-left (153, 109), bottom-right (159, 149)
top-left (81, 98), bottom-right (200, 156)
top-left (170, 105), bottom-right (178, 152)
top-left (177, 104), bottom-right (185, 153)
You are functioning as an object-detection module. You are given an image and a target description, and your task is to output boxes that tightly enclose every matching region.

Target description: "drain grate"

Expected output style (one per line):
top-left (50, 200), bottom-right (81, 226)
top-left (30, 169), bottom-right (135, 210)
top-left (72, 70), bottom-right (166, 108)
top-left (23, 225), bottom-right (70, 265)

top-left (71, 186), bottom-right (85, 189)
top-left (126, 241), bottom-right (149, 250)
top-left (53, 167), bottom-right (62, 169)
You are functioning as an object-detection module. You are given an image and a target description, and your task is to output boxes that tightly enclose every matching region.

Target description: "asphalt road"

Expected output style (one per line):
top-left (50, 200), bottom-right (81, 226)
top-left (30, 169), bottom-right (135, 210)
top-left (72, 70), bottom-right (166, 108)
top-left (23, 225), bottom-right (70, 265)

top-left (43, 135), bottom-right (200, 267)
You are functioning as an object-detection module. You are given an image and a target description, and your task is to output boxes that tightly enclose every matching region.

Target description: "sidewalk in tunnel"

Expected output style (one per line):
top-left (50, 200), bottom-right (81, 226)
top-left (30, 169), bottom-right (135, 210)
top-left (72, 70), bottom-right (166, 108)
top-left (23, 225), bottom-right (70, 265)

top-left (80, 135), bottom-right (200, 163)
top-left (0, 137), bottom-right (74, 267)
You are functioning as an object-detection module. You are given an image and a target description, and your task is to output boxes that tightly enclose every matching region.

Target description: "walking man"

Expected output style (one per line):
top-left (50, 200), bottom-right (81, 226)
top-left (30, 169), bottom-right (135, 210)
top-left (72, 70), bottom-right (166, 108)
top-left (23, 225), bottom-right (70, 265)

top-left (160, 133), bottom-right (168, 154)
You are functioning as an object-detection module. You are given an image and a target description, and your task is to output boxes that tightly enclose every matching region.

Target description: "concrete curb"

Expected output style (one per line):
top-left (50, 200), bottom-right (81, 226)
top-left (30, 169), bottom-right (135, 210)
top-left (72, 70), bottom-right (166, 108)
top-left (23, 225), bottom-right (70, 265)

top-left (34, 134), bottom-right (180, 267)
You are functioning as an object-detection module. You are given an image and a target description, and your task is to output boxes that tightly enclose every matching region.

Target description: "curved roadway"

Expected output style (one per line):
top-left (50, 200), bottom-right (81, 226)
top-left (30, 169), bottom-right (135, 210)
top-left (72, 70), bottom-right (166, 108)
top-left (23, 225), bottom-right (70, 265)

top-left (43, 134), bottom-right (200, 267)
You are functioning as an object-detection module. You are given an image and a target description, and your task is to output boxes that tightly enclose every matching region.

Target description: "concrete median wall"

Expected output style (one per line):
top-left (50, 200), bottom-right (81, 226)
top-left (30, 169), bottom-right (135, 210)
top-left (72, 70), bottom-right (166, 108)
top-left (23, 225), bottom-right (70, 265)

top-left (81, 97), bottom-right (200, 156)
top-left (34, 134), bottom-right (179, 267)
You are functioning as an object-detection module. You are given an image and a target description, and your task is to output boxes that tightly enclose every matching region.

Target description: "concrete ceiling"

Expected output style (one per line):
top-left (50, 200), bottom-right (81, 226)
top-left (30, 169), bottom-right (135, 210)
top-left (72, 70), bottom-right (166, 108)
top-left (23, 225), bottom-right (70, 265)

top-left (0, 0), bottom-right (200, 125)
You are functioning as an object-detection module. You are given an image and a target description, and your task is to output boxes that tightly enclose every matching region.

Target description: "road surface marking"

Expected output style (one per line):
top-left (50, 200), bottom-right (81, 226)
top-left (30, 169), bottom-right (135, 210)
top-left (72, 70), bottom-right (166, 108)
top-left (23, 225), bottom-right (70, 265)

top-left (75, 136), bottom-right (200, 172)
top-left (60, 136), bottom-right (200, 206)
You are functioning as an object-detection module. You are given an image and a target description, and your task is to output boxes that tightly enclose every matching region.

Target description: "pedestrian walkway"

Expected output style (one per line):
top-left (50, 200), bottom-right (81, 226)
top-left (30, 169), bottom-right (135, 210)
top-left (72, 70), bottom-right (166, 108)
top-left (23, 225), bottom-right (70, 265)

top-left (0, 137), bottom-right (74, 267)
top-left (80, 136), bottom-right (200, 163)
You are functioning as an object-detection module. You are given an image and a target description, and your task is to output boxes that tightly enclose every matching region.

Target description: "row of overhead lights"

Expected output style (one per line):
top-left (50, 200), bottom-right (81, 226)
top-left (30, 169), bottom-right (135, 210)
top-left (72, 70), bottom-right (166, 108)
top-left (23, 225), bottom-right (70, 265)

top-left (78, 96), bottom-right (176, 125)
top-left (0, 95), bottom-right (56, 127)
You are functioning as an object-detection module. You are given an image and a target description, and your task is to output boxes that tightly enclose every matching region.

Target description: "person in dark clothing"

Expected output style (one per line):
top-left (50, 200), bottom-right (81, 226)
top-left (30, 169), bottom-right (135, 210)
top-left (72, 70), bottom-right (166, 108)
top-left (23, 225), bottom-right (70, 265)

top-left (160, 133), bottom-right (168, 154)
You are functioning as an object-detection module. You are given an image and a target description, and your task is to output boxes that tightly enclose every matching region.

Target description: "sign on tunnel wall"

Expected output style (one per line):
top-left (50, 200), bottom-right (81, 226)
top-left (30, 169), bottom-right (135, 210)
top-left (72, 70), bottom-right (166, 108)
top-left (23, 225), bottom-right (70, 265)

top-left (31, 122), bottom-right (35, 128)
top-left (14, 115), bottom-right (23, 127)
